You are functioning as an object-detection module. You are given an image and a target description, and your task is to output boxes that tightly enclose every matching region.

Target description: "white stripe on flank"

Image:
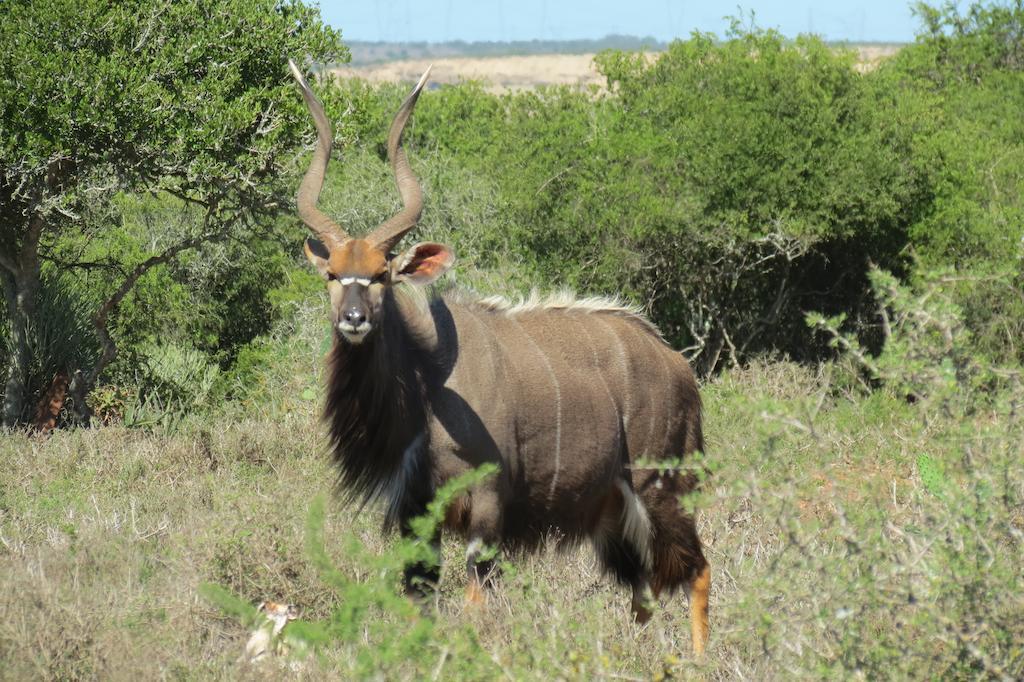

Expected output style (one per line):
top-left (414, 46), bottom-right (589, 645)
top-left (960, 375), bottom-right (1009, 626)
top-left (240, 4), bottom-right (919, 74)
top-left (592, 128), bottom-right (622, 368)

top-left (578, 321), bottom-right (621, 455)
top-left (510, 318), bottom-right (563, 502)
top-left (640, 333), bottom-right (658, 462)
top-left (649, 332), bottom-right (674, 463)
top-left (616, 479), bottom-right (654, 570)
top-left (594, 316), bottom-right (631, 428)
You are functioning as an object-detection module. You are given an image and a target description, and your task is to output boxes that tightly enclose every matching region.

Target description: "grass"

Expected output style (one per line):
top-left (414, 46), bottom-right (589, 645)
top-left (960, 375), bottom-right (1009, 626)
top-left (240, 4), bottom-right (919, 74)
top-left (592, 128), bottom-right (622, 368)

top-left (1, 299), bottom-right (1022, 679)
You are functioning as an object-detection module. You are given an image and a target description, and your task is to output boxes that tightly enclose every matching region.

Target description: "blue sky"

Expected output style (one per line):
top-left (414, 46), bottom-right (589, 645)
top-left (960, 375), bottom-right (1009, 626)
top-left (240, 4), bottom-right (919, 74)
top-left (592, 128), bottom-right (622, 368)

top-left (318, 1), bottom-right (922, 44)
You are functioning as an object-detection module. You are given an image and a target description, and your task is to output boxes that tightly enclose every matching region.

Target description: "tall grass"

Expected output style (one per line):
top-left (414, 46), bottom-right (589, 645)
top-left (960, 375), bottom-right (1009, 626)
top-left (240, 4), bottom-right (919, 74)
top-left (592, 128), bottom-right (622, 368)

top-left (1, 271), bottom-right (1020, 679)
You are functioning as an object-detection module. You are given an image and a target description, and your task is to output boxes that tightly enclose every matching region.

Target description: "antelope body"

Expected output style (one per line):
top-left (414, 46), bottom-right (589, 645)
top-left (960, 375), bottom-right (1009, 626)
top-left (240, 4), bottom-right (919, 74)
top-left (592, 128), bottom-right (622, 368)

top-left (288, 61), bottom-right (711, 654)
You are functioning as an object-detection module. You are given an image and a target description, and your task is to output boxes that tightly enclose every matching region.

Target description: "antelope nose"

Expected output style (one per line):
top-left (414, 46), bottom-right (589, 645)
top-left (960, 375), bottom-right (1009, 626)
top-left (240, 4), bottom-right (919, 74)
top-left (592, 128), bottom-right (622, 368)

top-left (343, 307), bottom-right (366, 327)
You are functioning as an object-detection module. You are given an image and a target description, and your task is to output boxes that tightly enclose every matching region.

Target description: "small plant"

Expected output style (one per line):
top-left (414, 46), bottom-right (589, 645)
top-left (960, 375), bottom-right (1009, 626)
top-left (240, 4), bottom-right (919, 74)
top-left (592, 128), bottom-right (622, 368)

top-left (0, 273), bottom-right (99, 425)
top-left (202, 465), bottom-right (500, 677)
top-left (109, 341), bottom-right (223, 429)
top-left (808, 266), bottom-right (1020, 409)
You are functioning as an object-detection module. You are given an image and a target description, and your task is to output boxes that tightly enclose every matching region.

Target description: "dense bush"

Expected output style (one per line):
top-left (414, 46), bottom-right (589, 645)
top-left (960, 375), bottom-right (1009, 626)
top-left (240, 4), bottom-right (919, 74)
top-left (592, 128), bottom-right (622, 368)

top-left (883, 1), bottom-right (1024, 360)
top-left (312, 11), bottom-right (1020, 374)
top-left (6, 1), bottom-right (1023, 420)
top-left (0, 0), bottom-right (344, 426)
top-left (289, 5), bottom-right (1019, 377)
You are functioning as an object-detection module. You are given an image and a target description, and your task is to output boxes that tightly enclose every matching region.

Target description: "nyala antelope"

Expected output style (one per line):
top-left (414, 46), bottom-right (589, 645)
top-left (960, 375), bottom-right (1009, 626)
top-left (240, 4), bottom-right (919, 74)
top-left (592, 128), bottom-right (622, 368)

top-left (288, 60), bottom-right (711, 654)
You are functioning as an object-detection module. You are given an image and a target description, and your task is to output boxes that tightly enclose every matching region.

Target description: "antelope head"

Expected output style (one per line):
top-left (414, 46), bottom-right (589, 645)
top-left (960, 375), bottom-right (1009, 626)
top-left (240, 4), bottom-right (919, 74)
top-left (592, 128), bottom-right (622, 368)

top-left (288, 60), bottom-right (454, 344)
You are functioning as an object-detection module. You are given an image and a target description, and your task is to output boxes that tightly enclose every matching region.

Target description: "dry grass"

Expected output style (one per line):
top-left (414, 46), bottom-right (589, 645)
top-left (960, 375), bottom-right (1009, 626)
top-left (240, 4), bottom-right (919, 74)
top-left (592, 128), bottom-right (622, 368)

top-left (1, 348), bottom-right (1021, 679)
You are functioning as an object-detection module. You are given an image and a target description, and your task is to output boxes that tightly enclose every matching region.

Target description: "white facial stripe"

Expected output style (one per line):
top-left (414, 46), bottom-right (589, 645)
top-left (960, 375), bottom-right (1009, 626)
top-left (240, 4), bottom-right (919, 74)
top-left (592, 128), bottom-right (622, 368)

top-left (338, 277), bottom-right (372, 287)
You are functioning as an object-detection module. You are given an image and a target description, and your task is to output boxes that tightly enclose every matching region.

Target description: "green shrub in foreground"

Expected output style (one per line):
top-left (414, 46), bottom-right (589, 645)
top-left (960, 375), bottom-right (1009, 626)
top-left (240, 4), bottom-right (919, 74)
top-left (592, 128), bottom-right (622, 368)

top-left (775, 268), bottom-right (1024, 678)
top-left (202, 466), bottom-right (500, 678)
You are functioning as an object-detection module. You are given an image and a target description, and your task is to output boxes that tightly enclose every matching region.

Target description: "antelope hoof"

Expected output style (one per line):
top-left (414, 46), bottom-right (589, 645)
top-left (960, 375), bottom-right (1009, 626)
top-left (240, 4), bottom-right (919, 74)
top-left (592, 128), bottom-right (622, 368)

top-left (632, 583), bottom-right (655, 625)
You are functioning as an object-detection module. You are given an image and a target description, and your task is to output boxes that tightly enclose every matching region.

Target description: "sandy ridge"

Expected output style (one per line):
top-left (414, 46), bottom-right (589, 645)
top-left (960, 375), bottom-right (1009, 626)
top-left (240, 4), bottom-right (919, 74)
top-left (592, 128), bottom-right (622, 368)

top-left (328, 46), bottom-right (901, 92)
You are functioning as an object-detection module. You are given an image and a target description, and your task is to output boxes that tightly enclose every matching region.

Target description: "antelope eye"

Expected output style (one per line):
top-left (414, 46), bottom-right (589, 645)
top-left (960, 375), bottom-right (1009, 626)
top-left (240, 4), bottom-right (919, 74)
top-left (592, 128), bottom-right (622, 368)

top-left (326, 272), bottom-right (338, 281)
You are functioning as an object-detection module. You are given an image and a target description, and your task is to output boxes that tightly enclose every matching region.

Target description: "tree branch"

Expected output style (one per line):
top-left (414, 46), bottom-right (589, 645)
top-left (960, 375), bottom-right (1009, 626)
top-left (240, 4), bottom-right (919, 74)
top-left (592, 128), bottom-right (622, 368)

top-left (85, 225), bottom-right (228, 390)
top-left (39, 252), bottom-right (127, 276)
top-left (20, 212), bottom-right (45, 268)
top-left (163, 187), bottom-right (211, 209)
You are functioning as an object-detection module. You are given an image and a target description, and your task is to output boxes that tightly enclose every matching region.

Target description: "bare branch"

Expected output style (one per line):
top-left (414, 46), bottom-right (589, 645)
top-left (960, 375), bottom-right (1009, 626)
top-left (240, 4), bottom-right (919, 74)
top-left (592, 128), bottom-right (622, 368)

top-left (39, 252), bottom-right (127, 276)
top-left (132, 0), bottom-right (170, 52)
top-left (162, 187), bottom-right (210, 209)
top-left (81, 214), bottom-right (238, 404)
top-left (21, 213), bottom-right (45, 264)
top-left (721, 324), bottom-right (739, 368)
top-left (878, 299), bottom-right (892, 345)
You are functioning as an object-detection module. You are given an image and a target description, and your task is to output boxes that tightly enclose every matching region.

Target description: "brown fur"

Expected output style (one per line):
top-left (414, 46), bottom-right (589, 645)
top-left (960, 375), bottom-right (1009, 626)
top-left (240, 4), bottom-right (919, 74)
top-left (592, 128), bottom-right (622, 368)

top-left (322, 291), bottom-right (711, 651)
top-left (33, 371), bottom-right (69, 435)
top-left (328, 240), bottom-right (387, 278)
top-left (443, 494), bottom-right (472, 535)
top-left (633, 470), bottom-right (707, 595)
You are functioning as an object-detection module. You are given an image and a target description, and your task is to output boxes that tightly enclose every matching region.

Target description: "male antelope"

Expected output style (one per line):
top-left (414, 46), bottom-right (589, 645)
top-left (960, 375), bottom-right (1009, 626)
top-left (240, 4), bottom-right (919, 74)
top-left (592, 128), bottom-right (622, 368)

top-left (288, 60), bottom-right (711, 654)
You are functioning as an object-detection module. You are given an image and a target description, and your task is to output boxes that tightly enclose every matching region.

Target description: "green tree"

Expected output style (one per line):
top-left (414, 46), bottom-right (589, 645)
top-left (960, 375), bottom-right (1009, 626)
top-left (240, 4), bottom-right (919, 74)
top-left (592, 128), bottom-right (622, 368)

top-left (0, 0), bottom-right (345, 427)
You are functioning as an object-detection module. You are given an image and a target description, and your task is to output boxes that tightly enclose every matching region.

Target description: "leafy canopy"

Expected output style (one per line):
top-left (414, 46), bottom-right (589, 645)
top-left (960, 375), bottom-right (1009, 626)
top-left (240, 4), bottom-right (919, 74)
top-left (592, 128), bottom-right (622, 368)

top-left (0, 0), bottom-right (345, 229)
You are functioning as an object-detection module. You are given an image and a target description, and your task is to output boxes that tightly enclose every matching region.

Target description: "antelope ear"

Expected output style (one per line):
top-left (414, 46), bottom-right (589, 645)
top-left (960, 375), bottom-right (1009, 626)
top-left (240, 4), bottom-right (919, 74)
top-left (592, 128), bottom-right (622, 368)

top-left (303, 237), bottom-right (330, 277)
top-left (391, 242), bottom-right (455, 285)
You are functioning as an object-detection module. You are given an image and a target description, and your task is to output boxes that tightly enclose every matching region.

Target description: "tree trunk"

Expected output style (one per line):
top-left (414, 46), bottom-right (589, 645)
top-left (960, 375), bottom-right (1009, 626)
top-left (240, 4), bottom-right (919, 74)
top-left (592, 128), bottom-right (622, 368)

top-left (2, 213), bottom-right (45, 429)
top-left (2, 267), bottom-right (40, 428)
top-left (2, 269), bottom-right (23, 427)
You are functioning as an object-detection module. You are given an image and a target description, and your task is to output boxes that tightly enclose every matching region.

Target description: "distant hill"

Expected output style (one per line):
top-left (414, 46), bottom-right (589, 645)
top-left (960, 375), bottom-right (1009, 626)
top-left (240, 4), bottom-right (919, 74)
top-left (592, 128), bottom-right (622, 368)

top-left (343, 35), bottom-right (669, 66)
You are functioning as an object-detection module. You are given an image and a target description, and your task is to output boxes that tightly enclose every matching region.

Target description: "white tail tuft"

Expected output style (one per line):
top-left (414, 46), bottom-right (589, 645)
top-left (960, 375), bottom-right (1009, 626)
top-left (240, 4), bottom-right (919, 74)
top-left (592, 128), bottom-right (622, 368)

top-left (616, 479), bottom-right (654, 570)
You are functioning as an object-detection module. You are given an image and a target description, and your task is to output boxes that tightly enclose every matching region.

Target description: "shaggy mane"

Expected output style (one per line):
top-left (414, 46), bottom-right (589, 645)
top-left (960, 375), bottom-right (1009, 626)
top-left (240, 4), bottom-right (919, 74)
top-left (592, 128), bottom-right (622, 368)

top-left (458, 289), bottom-right (666, 340)
top-left (323, 291), bottom-right (435, 530)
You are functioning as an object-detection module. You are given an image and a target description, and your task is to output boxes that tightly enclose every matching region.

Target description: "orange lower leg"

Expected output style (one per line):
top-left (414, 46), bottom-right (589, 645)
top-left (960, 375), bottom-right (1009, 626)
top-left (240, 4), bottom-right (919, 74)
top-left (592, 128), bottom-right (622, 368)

top-left (464, 536), bottom-right (490, 608)
top-left (688, 563), bottom-right (711, 655)
top-left (465, 579), bottom-right (486, 607)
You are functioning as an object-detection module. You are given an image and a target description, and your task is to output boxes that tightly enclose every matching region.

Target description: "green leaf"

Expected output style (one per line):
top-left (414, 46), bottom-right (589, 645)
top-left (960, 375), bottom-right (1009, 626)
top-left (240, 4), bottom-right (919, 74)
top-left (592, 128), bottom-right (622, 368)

top-left (917, 454), bottom-right (947, 498)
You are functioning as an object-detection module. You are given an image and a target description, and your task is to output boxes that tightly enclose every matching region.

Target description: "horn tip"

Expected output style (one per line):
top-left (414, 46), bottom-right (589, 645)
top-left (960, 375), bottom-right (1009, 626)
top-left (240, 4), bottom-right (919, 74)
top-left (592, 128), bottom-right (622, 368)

top-left (288, 58), bottom-right (306, 85)
top-left (415, 65), bottom-right (432, 93)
